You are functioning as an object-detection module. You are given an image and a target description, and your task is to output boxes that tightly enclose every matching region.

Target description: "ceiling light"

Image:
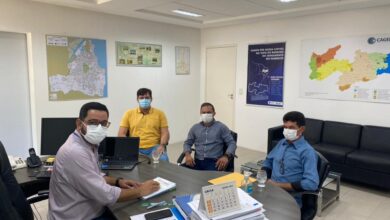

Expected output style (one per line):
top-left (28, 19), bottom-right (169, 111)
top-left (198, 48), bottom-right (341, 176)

top-left (77, 0), bottom-right (112, 4)
top-left (279, 0), bottom-right (297, 3)
top-left (172, 9), bottom-right (203, 17)
top-left (96, 0), bottom-right (112, 4)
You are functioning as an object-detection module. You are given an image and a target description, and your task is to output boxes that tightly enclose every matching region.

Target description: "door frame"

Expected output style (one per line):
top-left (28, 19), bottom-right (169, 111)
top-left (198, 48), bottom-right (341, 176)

top-left (205, 44), bottom-right (237, 130)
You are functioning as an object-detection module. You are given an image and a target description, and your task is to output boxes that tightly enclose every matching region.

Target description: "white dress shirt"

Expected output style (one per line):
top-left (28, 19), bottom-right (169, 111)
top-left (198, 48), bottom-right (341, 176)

top-left (49, 130), bottom-right (121, 220)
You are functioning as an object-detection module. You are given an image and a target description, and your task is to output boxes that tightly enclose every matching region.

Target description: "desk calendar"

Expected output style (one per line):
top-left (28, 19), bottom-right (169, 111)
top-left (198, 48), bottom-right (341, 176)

top-left (199, 181), bottom-right (241, 218)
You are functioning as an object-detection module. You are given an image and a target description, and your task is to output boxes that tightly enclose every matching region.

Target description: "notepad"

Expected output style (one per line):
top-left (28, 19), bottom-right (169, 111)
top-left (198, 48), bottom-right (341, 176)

top-left (208, 173), bottom-right (256, 188)
top-left (142, 177), bottom-right (176, 200)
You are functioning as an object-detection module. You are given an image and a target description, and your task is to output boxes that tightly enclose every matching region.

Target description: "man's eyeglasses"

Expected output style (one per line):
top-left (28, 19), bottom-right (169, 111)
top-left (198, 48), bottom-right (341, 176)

top-left (84, 120), bottom-right (111, 128)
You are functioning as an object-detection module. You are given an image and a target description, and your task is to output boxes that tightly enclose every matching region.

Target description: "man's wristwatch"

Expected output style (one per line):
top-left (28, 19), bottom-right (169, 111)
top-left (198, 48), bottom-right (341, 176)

top-left (115, 177), bottom-right (123, 187)
top-left (224, 153), bottom-right (232, 159)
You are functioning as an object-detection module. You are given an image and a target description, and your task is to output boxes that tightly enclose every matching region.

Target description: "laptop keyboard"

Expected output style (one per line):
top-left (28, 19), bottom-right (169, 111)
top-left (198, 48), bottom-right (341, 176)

top-left (101, 160), bottom-right (138, 170)
top-left (104, 160), bottom-right (134, 165)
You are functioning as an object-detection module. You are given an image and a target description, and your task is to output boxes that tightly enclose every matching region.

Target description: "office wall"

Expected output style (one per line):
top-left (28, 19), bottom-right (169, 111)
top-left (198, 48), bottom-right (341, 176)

top-left (201, 6), bottom-right (390, 152)
top-left (0, 0), bottom-right (201, 152)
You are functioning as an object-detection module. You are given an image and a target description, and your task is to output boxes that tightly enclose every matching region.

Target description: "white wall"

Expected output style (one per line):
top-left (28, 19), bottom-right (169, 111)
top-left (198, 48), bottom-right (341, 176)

top-left (201, 6), bottom-right (390, 152)
top-left (0, 0), bottom-right (201, 152)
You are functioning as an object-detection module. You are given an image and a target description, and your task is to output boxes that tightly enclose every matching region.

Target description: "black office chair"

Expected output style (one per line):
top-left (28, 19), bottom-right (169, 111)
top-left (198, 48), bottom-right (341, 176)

top-left (0, 141), bottom-right (48, 220)
top-left (177, 130), bottom-right (238, 172)
top-left (300, 151), bottom-right (330, 220)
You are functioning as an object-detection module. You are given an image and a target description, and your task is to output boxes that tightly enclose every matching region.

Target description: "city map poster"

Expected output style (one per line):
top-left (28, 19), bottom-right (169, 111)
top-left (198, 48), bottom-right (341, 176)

top-left (247, 42), bottom-right (285, 107)
top-left (116, 41), bottom-right (162, 67)
top-left (300, 34), bottom-right (390, 103)
top-left (46, 35), bottom-right (108, 101)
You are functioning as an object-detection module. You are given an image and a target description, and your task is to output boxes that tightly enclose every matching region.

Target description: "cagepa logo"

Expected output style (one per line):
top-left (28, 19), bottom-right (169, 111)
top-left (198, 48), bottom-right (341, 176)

top-left (368, 37), bottom-right (376, 44)
top-left (368, 37), bottom-right (390, 44)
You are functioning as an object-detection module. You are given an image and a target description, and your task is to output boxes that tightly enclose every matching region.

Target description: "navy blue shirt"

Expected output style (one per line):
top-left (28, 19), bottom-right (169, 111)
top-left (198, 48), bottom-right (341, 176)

top-left (183, 120), bottom-right (236, 160)
top-left (263, 136), bottom-right (319, 207)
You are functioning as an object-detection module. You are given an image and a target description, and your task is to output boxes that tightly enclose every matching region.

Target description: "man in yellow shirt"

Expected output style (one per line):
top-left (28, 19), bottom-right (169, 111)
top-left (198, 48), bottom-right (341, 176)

top-left (118, 88), bottom-right (170, 161)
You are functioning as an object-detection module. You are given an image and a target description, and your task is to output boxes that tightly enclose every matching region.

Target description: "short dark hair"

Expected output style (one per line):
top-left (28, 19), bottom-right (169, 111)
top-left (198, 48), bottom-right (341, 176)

top-left (283, 111), bottom-right (305, 127)
top-left (200, 102), bottom-right (215, 112)
top-left (79, 102), bottom-right (109, 120)
top-left (137, 88), bottom-right (152, 98)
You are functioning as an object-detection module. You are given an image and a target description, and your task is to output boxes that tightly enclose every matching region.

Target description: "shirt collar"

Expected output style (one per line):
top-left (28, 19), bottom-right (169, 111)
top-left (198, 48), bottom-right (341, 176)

top-left (281, 136), bottom-right (306, 149)
top-left (137, 107), bottom-right (153, 114)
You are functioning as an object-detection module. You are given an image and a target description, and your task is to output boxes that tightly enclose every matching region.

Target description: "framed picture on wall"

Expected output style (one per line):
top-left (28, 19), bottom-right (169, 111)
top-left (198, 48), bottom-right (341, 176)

top-left (116, 41), bottom-right (162, 67)
top-left (175, 46), bottom-right (190, 75)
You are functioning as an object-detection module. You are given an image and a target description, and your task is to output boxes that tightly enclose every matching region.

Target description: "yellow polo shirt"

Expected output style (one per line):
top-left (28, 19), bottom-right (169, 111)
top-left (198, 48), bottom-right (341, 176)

top-left (119, 107), bottom-right (168, 149)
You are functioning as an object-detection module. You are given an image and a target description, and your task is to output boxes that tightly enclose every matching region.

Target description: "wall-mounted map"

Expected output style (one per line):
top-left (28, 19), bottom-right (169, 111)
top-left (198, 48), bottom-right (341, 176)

top-left (46, 35), bottom-right (107, 101)
top-left (300, 34), bottom-right (390, 103)
top-left (116, 42), bottom-right (162, 67)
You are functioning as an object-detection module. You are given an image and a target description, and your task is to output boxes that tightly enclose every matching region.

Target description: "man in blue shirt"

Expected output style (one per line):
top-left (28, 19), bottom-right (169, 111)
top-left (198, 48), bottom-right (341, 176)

top-left (183, 102), bottom-right (237, 171)
top-left (262, 111), bottom-right (319, 207)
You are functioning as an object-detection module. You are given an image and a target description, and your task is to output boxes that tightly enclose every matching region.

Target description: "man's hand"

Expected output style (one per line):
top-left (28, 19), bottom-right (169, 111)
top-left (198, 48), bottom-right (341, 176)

top-left (215, 155), bottom-right (229, 171)
top-left (118, 179), bottom-right (141, 189)
top-left (185, 154), bottom-right (195, 167)
top-left (157, 145), bottom-right (165, 154)
top-left (139, 180), bottom-right (160, 197)
top-left (266, 179), bottom-right (294, 191)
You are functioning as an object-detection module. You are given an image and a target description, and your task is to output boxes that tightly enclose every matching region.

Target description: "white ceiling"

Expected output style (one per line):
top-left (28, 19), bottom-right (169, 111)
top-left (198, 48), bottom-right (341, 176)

top-left (31, 0), bottom-right (390, 28)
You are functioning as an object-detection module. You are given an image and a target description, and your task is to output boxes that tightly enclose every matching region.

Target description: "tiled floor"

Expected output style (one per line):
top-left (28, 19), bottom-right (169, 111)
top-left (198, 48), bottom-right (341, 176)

top-left (33, 142), bottom-right (390, 220)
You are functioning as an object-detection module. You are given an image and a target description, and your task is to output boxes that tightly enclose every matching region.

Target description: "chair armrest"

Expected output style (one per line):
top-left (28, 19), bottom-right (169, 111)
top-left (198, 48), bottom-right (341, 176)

top-left (177, 149), bottom-right (194, 165)
top-left (27, 190), bottom-right (49, 204)
top-left (290, 190), bottom-right (320, 197)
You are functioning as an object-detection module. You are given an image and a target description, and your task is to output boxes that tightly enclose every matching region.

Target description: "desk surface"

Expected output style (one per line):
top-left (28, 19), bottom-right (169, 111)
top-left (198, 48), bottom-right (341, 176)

top-left (14, 167), bottom-right (50, 197)
top-left (110, 161), bottom-right (300, 220)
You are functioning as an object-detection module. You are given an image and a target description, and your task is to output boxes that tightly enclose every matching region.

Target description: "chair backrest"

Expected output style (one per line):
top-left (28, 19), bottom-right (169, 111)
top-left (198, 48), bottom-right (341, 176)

top-left (316, 151), bottom-right (330, 189)
top-left (301, 151), bottom-right (330, 220)
top-left (224, 131), bottom-right (237, 172)
top-left (0, 141), bottom-right (33, 220)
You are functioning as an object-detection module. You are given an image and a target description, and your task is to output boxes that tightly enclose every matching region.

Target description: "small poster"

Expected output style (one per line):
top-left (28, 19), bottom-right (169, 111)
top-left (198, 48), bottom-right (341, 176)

top-left (246, 42), bottom-right (285, 107)
top-left (175, 46), bottom-right (190, 75)
top-left (116, 41), bottom-right (162, 67)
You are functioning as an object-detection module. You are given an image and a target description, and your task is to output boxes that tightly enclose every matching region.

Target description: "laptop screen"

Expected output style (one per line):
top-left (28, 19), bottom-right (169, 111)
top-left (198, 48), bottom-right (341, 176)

top-left (99, 137), bottom-right (140, 161)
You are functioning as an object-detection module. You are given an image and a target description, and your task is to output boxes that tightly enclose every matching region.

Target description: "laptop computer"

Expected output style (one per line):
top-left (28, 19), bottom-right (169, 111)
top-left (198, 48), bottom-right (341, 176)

top-left (99, 137), bottom-right (140, 170)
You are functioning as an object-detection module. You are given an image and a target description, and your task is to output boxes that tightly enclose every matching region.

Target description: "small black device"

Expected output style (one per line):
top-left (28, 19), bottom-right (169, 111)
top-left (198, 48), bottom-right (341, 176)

top-left (27, 148), bottom-right (42, 168)
top-left (35, 170), bottom-right (51, 179)
top-left (144, 209), bottom-right (173, 220)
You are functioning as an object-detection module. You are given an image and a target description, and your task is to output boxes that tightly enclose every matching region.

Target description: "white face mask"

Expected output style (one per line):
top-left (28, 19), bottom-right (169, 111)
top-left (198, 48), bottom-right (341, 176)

top-left (200, 113), bottom-right (214, 124)
top-left (82, 124), bottom-right (108, 145)
top-left (283, 128), bottom-right (299, 141)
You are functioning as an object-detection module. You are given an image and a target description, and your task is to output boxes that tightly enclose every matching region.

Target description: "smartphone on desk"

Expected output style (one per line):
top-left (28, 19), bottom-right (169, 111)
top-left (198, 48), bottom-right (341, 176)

top-left (144, 208), bottom-right (173, 220)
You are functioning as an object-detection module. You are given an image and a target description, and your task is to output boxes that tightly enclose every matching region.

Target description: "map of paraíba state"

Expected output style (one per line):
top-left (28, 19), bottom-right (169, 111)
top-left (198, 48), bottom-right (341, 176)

top-left (47, 35), bottom-right (107, 101)
top-left (309, 45), bottom-right (390, 91)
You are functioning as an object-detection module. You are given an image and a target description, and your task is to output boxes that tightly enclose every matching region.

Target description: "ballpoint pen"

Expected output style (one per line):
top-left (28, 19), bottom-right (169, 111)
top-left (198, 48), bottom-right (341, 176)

top-left (146, 201), bottom-right (167, 209)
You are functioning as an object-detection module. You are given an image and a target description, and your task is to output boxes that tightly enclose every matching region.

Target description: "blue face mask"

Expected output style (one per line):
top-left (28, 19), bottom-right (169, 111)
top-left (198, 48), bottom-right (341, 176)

top-left (139, 98), bottom-right (151, 109)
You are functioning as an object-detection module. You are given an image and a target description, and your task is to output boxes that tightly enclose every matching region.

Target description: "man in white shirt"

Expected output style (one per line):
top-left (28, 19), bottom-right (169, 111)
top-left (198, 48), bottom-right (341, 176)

top-left (49, 102), bottom-right (160, 220)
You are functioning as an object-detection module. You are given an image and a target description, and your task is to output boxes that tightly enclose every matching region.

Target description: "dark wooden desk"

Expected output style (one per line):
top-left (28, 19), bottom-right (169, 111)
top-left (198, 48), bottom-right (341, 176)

top-left (110, 161), bottom-right (300, 220)
top-left (14, 167), bottom-right (50, 197)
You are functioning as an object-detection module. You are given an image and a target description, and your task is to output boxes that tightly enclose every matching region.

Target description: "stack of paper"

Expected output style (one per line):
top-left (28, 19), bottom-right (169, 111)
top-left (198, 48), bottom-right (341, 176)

top-left (142, 177), bottom-right (176, 200)
top-left (188, 188), bottom-right (267, 220)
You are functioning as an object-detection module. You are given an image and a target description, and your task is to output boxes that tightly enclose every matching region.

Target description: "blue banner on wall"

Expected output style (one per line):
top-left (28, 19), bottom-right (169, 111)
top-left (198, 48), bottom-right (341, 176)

top-left (247, 42), bottom-right (285, 107)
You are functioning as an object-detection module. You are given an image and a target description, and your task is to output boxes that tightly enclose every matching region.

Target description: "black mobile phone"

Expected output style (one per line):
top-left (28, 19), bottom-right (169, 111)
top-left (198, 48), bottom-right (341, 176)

top-left (144, 208), bottom-right (173, 220)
